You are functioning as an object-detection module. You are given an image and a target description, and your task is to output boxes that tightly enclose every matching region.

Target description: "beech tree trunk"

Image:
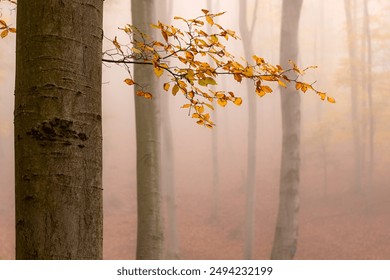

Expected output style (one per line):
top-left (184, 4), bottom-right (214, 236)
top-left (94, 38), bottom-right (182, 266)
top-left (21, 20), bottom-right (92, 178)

top-left (131, 0), bottom-right (163, 260)
top-left (239, 0), bottom-right (259, 260)
top-left (14, 0), bottom-right (103, 259)
top-left (271, 0), bottom-right (303, 260)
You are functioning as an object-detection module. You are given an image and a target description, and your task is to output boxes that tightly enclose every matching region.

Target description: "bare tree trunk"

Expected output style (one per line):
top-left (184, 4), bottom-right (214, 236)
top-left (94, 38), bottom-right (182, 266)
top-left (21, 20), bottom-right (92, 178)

top-left (15, 0), bottom-right (103, 259)
top-left (158, 0), bottom-right (180, 259)
top-left (131, 0), bottom-right (163, 260)
top-left (271, 0), bottom-right (303, 260)
top-left (207, 0), bottom-right (220, 222)
top-left (239, 0), bottom-right (259, 260)
top-left (344, 0), bottom-right (362, 192)
top-left (363, 0), bottom-right (374, 190)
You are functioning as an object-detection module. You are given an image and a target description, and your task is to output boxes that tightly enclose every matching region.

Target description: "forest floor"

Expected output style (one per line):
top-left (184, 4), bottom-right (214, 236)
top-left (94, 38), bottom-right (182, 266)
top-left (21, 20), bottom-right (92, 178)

top-left (1, 171), bottom-right (389, 260)
top-left (103, 172), bottom-right (390, 260)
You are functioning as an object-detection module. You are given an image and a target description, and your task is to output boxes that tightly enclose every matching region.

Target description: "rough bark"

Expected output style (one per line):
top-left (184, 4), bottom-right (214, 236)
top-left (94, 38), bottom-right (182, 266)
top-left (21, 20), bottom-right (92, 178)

top-left (271, 0), bottom-right (303, 260)
top-left (239, 0), bottom-right (259, 260)
top-left (131, 0), bottom-right (163, 260)
top-left (14, 0), bottom-right (103, 259)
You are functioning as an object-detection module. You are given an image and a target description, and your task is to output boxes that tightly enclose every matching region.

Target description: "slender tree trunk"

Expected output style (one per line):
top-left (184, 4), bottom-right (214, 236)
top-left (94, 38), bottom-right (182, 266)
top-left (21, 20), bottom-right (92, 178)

top-left (131, 0), bottom-right (163, 260)
top-left (206, 0), bottom-right (220, 222)
top-left (271, 0), bottom-right (303, 260)
top-left (239, 0), bottom-right (259, 260)
top-left (157, 0), bottom-right (179, 259)
top-left (363, 0), bottom-right (374, 189)
top-left (344, 0), bottom-right (362, 192)
top-left (14, 0), bottom-right (103, 259)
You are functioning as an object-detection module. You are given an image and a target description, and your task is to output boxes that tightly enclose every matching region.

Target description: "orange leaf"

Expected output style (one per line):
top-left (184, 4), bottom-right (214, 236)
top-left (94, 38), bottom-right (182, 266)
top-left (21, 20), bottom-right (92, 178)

top-left (1, 29), bottom-right (9, 39)
top-left (124, 79), bottom-right (135, 85)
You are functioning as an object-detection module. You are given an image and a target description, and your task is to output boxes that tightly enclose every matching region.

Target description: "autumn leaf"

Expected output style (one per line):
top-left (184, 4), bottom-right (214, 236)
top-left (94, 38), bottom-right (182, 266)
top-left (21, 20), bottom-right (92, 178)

top-left (172, 84), bottom-right (179, 96)
top-left (206, 15), bottom-right (214, 26)
top-left (233, 97), bottom-right (243, 105)
top-left (124, 79), bottom-right (135, 85)
top-left (217, 98), bottom-right (227, 107)
top-left (153, 66), bottom-right (164, 77)
top-left (1, 29), bottom-right (9, 39)
top-left (163, 83), bottom-right (170, 91)
top-left (327, 96), bottom-right (336, 103)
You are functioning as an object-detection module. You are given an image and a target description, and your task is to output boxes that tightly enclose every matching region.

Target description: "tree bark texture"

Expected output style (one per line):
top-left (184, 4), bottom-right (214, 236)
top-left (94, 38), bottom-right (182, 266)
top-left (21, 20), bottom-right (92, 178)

top-left (131, 0), bottom-right (163, 260)
top-left (14, 0), bottom-right (103, 259)
top-left (271, 0), bottom-right (303, 260)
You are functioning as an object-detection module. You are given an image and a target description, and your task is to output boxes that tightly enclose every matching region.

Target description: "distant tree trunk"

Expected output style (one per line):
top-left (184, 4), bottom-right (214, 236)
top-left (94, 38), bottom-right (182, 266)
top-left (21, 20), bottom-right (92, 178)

top-left (344, 0), bottom-right (362, 192)
top-left (363, 0), bottom-right (374, 189)
top-left (14, 0), bottom-right (103, 259)
top-left (158, 0), bottom-right (180, 259)
top-left (207, 0), bottom-right (220, 222)
top-left (239, 0), bottom-right (259, 260)
top-left (131, 0), bottom-right (163, 259)
top-left (271, 0), bottom-right (303, 260)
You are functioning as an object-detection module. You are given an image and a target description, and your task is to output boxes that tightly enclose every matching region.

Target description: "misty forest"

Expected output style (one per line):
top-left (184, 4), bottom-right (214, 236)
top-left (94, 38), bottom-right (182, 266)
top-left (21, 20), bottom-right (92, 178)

top-left (0, 0), bottom-right (389, 260)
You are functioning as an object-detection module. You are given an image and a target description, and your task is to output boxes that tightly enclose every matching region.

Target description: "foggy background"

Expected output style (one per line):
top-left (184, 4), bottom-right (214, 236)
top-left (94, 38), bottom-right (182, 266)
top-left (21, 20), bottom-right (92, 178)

top-left (1, 0), bottom-right (390, 259)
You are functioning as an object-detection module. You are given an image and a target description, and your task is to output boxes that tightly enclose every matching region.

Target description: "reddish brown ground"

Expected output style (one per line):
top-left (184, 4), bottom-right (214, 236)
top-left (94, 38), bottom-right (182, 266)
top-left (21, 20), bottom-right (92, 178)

top-left (2, 167), bottom-right (389, 260)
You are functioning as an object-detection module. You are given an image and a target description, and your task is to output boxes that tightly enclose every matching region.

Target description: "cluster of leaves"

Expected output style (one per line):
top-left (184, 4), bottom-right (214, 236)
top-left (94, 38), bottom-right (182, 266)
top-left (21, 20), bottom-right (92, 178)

top-left (103, 10), bottom-right (334, 127)
top-left (0, 0), bottom-right (16, 38)
top-left (0, 19), bottom-right (15, 38)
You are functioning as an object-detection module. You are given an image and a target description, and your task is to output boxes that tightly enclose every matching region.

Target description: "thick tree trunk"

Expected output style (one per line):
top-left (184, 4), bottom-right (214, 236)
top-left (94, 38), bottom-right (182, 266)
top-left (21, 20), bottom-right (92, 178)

top-left (131, 0), bottom-right (163, 260)
top-left (14, 0), bottom-right (103, 259)
top-left (271, 0), bottom-right (303, 260)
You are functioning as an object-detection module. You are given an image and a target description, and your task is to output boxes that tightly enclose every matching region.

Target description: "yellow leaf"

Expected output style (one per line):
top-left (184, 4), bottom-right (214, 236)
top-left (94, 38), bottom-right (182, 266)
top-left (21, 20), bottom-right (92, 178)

top-left (233, 97), bottom-right (242, 106)
top-left (163, 83), bottom-right (170, 91)
top-left (197, 119), bottom-right (205, 125)
top-left (124, 79), bottom-right (135, 85)
top-left (261, 75), bottom-right (277, 82)
top-left (143, 92), bottom-right (153, 99)
top-left (327, 96), bottom-right (336, 103)
top-left (295, 82), bottom-right (302, 90)
top-left (318, 92), bottom-right (326, 101)
top-left (233, 74), bottom-right (242, 83)
top-left (113, 36), bottom-right (121, 50)
top-left (192, 113), bottom-right (200, 118)
top-left (172, 84), bottom-right (179, 96)
top-left (217, 98), bottom-right (227, 107)
top-left (132, 47), bottom-right (141, 54)
top-left (206, 15), bottom-right (214, 26)
top-left (8, 27), bottom-right (16, 33)
top-left (185, 51), bottom-right (194, 60)
top-left (210, 35), bottom-right (218, 44)
top-left (261, 85), bottom-right (273, 93)
top-left (181, 104), bottom-right (191, 109)
top-left (153, 66), bottom-right (164, 77)
top-left (256, 88), bottom-right (266, 97)
top-left (278, 79), bottom-right (287, 88)
top-left (1, 29), bottom-right (9, 39)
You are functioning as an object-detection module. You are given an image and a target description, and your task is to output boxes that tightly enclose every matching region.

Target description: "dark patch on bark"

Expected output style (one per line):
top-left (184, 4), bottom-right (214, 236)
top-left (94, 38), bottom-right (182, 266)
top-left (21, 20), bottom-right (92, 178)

top-left (27, 118), bottom-right (89, 144)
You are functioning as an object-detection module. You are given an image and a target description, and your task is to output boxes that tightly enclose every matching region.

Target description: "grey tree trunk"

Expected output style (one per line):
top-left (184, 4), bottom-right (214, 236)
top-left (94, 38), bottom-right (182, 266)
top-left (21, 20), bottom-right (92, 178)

top-left (14, 0), bottom-right (103, 259)
top-left (344, 0), bottom-right (362, 192)
top-left (131, 0), bottom-right (163, 260)
top-left (239, 0), bottom-right (259, 260)
top-left (157, 0), bottom-right (180, 259)
top-left (271, 0), bottom-right (303, 260)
